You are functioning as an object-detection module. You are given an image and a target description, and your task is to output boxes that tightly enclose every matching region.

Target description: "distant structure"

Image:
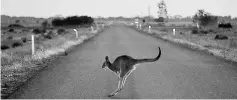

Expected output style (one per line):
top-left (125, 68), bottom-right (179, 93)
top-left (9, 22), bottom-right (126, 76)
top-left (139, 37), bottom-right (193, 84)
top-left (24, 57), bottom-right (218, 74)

top-left (157, 0), bottom-right (168, 22)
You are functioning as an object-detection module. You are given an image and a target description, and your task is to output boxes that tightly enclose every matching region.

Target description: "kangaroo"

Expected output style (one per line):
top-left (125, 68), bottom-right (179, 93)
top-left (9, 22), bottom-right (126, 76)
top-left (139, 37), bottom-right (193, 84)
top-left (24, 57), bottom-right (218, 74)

top-left (102, 46), bottom-right (161, 97)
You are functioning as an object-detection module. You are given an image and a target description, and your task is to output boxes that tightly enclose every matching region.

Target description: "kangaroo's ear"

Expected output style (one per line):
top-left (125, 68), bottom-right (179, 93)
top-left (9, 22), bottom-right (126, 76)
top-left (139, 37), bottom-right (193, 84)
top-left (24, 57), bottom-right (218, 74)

top-left (105, 56), bottom-right (109, 60)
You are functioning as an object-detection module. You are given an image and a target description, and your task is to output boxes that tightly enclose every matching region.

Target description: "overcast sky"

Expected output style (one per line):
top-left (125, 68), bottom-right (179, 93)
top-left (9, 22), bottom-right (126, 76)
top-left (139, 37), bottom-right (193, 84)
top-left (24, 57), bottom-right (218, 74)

top-left (1, 0), bottom-right (237, 18)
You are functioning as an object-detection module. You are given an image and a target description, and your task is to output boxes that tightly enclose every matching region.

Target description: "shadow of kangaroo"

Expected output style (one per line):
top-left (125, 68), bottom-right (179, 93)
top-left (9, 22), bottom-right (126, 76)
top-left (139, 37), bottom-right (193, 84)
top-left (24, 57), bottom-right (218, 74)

top-left (102, 46), bottom-right (161, 97)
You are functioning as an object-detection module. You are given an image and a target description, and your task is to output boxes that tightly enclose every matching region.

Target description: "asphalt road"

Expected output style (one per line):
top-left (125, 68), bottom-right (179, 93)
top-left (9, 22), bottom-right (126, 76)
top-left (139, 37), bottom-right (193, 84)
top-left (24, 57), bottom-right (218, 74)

top-left (9, 25), bottom-right (237, 99)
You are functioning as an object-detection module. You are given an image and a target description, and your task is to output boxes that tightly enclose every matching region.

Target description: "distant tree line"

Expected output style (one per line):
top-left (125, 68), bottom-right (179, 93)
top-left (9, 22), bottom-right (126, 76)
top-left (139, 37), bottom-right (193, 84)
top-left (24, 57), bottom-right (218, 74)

top-left (51, 16), bottom-right (94, 27)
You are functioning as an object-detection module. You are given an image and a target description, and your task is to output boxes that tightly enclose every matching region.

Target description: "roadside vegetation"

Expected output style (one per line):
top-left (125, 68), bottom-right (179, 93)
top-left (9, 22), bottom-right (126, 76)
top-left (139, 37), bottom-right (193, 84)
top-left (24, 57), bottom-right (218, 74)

top-left (131, 9), bottom-right (237, 63)
top-left (1, 15), bottom-right (106, 99)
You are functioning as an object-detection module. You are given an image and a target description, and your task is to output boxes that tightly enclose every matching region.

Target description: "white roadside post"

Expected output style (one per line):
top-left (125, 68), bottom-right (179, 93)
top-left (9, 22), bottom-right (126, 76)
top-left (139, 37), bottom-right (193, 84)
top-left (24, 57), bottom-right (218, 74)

top-left (73, 29), bottom-right (78, 38)
top-left (139, 24), bottom-right (142, 30)
top-left (148, 26), bottom-right (151, 33)
top-left (173, 28), bottom-right (176, 36)
top-left (91, 26), bottom-right (94, 31)
top-left (196, 23), bottom-right (200, 29)
top-left (31, 35), bottom-right (35, 55)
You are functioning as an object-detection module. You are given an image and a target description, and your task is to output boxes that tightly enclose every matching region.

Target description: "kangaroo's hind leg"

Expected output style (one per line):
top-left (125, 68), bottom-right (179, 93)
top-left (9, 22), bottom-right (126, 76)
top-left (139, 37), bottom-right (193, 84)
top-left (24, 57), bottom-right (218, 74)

top-left (108, 78), bottom-right (123, 97)
top-left (108, 68), bottom-right (128, 97)
top-left (121, 68), bottom-right (135, 89)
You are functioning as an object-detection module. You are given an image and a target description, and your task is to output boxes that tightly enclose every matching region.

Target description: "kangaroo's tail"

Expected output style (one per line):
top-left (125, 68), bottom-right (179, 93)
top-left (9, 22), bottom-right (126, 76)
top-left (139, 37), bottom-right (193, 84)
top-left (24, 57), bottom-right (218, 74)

top-left (135, 46), bottom-right (161, 64)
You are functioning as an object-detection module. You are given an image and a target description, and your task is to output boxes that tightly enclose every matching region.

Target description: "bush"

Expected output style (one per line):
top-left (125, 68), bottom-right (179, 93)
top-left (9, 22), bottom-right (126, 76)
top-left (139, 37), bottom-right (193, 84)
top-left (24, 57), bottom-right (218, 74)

top-left (8, 24), bottom-right (24, 28)
top-left (208, 29), bottom-right (215, 33)
top-left (218, 23), bottom-right (232, 29)
top-left (160, 29), bottom-right (168, 32)
top-left (51, 16), bottom-right (94, 27)
top-left (7, 36), bottom-right (13, 40)
top-left (41, 29), bottom-right (46, 34)
top-left (11, 42), bottom-right (23, 48)
top-left (44, 34), bottom-right (53, 39)
top-left (1, 45), bottom-right (10, 50)
top-left (22, 29), bottom-right (30, 32)
top-left (200, 30), bottom-right (208, 34)
top-left (154, 17), bottom-right (165, 22)
top-left (57, 28), bottom-right (65, 35)
top-left (33, 29), bottom-right (46, 34)
top-left (47, 31), bottom-right (54, 35)
top-left (33, 29), bottom-right (41, 34)
top-left (41, 20), bottom-right (50, 28)
top-left (21, 37), bottom-right (27, 43)
top-left (191, 29), bottom-right (199, 34)
top-left (214, 34), bottom-right (228, 40)
top-left (8, 28), bottom-right (14, 32)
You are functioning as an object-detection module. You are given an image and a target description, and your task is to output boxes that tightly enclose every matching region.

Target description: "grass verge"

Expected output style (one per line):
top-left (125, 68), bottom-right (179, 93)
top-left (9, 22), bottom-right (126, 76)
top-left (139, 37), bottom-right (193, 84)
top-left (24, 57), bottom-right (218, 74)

top-left (130, 26), bottom-right (237, 63)
top-left (1, 28), bottom-right (105, 99)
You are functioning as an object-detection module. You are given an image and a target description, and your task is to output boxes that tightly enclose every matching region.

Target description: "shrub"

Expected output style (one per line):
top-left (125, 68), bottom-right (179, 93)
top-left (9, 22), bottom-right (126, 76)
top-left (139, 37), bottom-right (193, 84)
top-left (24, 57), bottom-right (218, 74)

top-left (33, 29), bottom-right (46, 34)
top-left (41, 29), bottom-right (46, 34)
top-left (191, 28), bottom-right (199, 34)
top-left (8, 24), bottom-right (24, 28)
top-left (47, 31), bottom-right (54, 35)
top-left (160, 29), bottom-right (168, 32)
top-left (7, 36), bottom-right (13, 40)
top-left (51, 16), bottom-right (94, 27)
top-left (1, 45), bottom-right (10, 50)
top-left (33, 29), bottom-right (41, 34)
top-left (11, 42), bottom-right (23, 48)
top-left (214, 34), bottom-right (228, 40)
top-left (8, 28), bottom-right (14, 32)
top-left (44, 34), bottom-right (53, 39)
top-left (218, 23), bottom-right (232, 29)
top-left (57, 28), bottom-right (65, 35)
top-left (154, 17), bottom-right (165, 22)
top-left (208, 29), bottom-right (215, 33)
top-left (22, 29), bottom-right (30, 32)
top-left (21, 37), bottom-right (27, 43)
top-left (200, 30), bottom-right (208, 34)
top-left (41, 20), bottom-right (50, 28)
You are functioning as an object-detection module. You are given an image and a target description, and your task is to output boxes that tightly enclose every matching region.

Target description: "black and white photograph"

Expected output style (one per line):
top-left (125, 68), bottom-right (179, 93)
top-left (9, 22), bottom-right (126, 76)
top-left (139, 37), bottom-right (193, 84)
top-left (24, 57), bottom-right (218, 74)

top-left (1, 0), bottom-right (237, 99)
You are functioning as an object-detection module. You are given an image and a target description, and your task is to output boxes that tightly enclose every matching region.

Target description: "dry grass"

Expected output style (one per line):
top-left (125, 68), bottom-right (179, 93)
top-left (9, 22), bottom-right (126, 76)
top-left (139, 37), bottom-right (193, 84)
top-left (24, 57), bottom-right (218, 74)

top-left (1, 27), bottom-right (103, 99)
top-left (135, 26), bottom-right (237, 63)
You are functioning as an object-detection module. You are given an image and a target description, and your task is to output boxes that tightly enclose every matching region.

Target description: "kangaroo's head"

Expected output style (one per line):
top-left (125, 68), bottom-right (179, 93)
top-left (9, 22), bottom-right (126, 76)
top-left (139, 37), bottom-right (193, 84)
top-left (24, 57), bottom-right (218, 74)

top-left (102, 56), bottom-right (111, 68)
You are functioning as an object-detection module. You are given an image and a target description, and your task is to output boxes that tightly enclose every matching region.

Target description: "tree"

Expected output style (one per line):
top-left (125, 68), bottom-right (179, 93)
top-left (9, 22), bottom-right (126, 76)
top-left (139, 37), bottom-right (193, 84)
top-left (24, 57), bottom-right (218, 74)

top-left (193, 9), bottom-right (218, 28)
top-left (41, 20), bottom-right (50, 28)
top-left (157, 0), bottom-right (168, 22)
top-left (51, 16), bottom-right (94, 27)
top-left (52, 18), bottom-right (64, 26)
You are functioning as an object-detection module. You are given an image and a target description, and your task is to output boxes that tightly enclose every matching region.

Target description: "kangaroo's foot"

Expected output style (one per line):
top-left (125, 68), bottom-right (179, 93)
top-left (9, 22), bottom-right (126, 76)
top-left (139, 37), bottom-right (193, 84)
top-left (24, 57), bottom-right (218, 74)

top-left (108, 93), bottom-right (116, 97)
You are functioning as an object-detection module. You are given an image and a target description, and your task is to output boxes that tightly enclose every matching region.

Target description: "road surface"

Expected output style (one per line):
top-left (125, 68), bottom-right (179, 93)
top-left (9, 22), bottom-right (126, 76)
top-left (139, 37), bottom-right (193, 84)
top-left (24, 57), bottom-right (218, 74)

top-left (9, 25), bottom-right (237, 99)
